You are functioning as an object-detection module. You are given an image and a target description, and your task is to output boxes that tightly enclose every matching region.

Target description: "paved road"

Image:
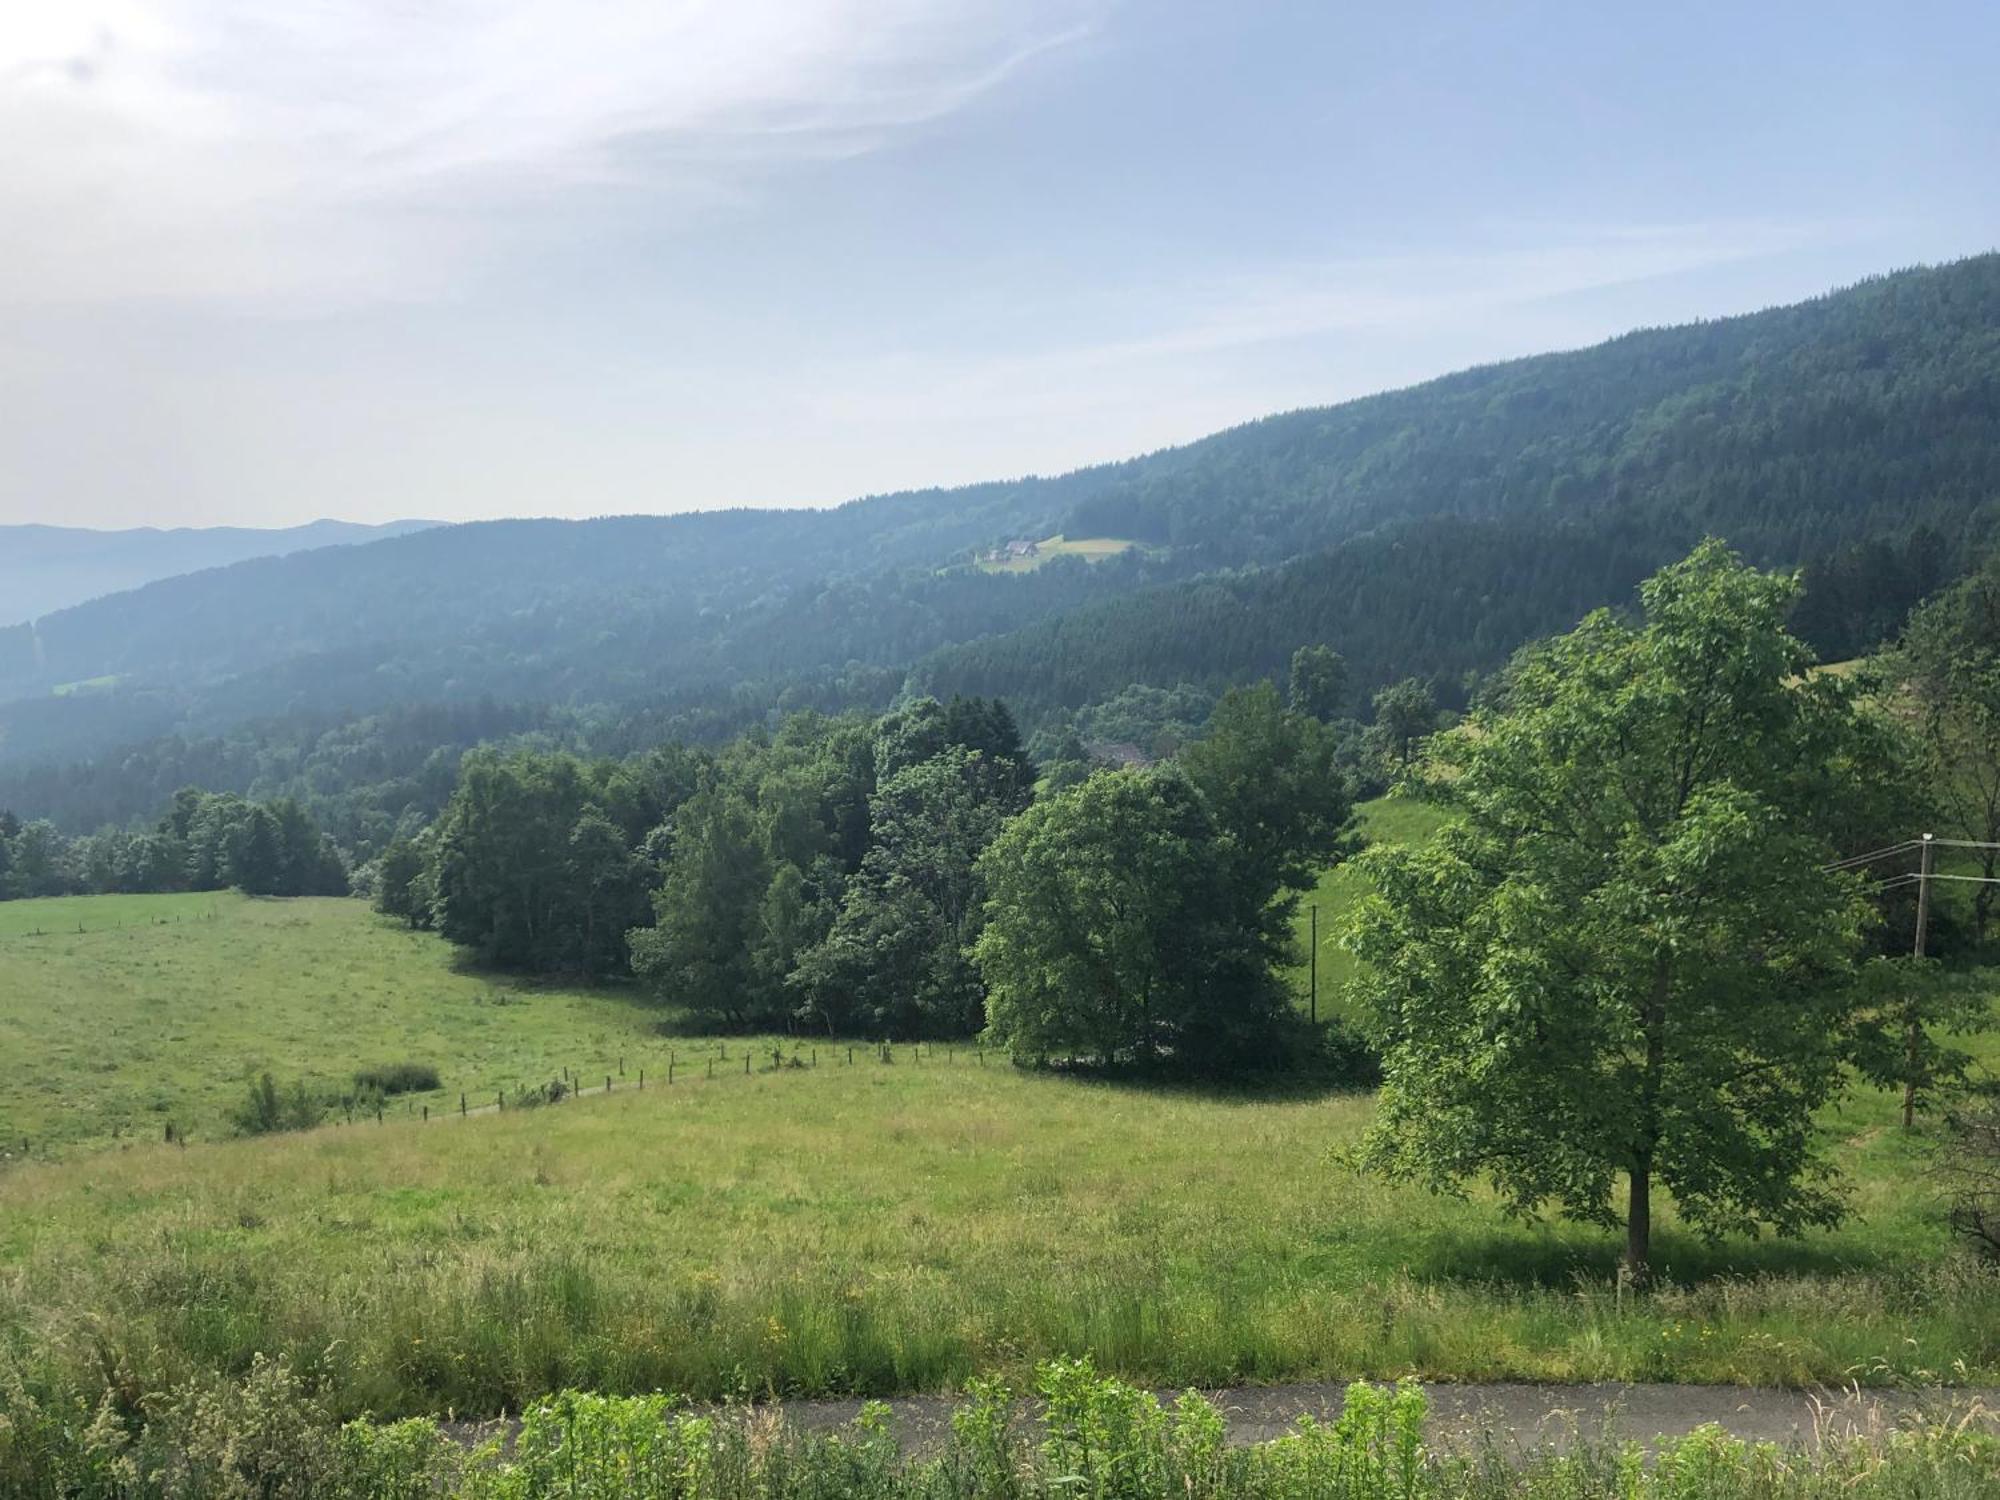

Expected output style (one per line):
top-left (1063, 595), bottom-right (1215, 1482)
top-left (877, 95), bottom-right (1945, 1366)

top-left (769, 1379), bottom-right (1998, 1453)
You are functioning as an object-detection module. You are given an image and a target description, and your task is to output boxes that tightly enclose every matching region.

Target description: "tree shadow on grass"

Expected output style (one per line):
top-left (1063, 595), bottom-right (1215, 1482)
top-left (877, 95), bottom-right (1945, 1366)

top-left (1041, 1061), bottom-right (1370, 1106)
top-left (1401, 1222), bottom-right (1898, 1292)
top-left (440, 950), bottom-right (645, 997)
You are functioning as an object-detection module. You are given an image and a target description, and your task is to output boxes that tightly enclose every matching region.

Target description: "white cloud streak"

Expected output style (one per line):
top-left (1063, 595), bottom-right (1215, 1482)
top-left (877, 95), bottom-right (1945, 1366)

top-left (801, 220), bottom-right (1836, 427)
top-left (0, 0), bottom-right (1095, 306)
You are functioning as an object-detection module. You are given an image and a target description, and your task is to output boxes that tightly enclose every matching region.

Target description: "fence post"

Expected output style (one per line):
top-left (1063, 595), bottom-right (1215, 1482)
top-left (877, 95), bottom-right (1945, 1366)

top-left (607, 1074), bottom-right (612, 1094)
top-left (744, 1053), bottom-right (751, 1076)
top-left (460, 1093), bottom-right (467, 1117)
top-left (708, 1059), bottom-right (714, 1080)
top-left (639, 1068), bottom-right (644, 1090)
top-left (423, 1105), bottom-right (428, 1122)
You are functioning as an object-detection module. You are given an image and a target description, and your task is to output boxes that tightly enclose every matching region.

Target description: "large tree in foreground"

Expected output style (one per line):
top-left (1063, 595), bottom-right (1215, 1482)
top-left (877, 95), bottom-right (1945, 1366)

top-left (1349, 541), bottom-right (1903, 1282)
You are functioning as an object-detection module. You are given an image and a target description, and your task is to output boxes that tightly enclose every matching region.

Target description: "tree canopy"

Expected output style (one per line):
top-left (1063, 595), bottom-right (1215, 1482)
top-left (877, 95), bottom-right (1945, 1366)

top-left (1349, 541), bottom-right (1908, 1279)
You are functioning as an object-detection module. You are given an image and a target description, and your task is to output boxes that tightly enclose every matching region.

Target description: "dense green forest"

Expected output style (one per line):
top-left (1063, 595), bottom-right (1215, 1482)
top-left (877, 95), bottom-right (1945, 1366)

top-left (354, 686), bottom-right (1345, 1063)
top-left (0, 788), bottom-right (347, 901)
top-left (2, 255), bottom-right (1997, 832)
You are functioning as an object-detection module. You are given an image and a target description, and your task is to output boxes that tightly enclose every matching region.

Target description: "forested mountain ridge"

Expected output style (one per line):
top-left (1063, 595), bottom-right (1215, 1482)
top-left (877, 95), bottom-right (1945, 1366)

top-left (1054, 253), bottom-right (2000, 567)
top-left (2, 253), bottom-right (1997, 800)
top-left (0, 518), bottom-right (438, 625)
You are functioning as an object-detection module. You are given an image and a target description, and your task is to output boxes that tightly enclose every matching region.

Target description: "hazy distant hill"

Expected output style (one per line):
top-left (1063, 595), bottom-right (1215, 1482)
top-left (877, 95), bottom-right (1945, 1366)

top-left (1, 254), bottom-right (1997, 788)
top-left (0, 518), bottom-right (439, 624)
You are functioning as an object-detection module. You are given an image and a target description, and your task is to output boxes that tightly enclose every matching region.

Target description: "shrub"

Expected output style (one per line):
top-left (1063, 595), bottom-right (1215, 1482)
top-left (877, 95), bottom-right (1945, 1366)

top-left (352, 1061), bottom-right (442, 1097)
top-left (230, 1072), bottom-right (322, 1136)
top-left (1940, 1104), bottom-right (2000, 1258)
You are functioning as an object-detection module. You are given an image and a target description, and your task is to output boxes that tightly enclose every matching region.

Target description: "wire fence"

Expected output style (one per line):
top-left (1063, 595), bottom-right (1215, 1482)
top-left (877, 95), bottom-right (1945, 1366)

top-left (1, 1037), bottom-right (998, 1165)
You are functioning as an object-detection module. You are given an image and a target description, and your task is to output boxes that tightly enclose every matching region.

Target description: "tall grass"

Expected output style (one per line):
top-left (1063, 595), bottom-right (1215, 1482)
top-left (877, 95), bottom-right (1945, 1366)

top-left (2, 1053), bottom-right (1997, 1422)
top-left (3, 884), bottom-right (1998, 1429)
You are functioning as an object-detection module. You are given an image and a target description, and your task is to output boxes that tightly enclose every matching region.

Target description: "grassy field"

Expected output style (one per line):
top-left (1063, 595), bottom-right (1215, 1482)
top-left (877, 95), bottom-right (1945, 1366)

top-left (1284, 796), bottom-right (1455, 1018)
top-left (0, 893), bottom-right (683, 1152)
top-left (2, 833), bottom-right (1997, 1425)
top-left (1, 983), bottom-right (1995, 1419)
top-left (976, 534), bottom-right (1140, 573)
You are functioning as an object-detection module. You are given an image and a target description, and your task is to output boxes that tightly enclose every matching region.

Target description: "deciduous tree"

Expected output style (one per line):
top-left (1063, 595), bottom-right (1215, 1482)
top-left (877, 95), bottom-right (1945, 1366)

top-left (1350, 541), bottom-right (1898, 1282)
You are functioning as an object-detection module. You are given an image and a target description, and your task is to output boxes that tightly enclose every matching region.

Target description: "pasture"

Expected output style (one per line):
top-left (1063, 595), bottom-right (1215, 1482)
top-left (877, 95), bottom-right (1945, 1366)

top-left (2, 814), bottom-right (1997, 1427)
top-left (0, 893), bottom-right (673, 1152)
top-left (1, 977), bottom-right (1995, 1421)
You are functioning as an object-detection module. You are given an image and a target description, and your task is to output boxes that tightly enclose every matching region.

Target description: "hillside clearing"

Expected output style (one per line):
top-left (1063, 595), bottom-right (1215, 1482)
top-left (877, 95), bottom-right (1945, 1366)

top-left (975, 534), bottom-right (1140, 573)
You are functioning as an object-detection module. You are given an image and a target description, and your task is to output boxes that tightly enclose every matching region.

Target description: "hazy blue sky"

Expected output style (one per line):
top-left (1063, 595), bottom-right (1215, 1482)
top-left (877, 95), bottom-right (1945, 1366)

top-left (3, 0), bottom-right (1995, 528)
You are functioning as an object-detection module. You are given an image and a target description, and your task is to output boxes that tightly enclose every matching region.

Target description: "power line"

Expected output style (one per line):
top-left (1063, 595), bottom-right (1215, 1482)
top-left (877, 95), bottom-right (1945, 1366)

top-left (1824, 840), bottom-right (1923, 871)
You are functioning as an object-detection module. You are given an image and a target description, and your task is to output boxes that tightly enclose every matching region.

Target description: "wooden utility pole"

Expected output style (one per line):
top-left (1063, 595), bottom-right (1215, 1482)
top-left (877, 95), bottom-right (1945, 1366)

top-left (1309, 904), bottom-right (1319, 1025)
top-left (1908, 833), bottom-right (1935, 1128)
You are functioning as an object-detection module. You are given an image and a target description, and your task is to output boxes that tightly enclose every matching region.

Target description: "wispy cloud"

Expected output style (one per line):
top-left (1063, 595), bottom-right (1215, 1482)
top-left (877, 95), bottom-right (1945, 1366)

top-left (0, 0), bottom-right (1097, 306)
top-left (802, 220), bottom-right (1835, 426)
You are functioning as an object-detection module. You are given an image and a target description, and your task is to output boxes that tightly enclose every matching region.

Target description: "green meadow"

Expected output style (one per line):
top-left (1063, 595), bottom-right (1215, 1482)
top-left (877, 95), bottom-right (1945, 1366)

top-left (1, 800), bottom-right (1997, 1425)
top-left (0, 893), bottom-right (676, 1152)
top-left (1285, 796), bottom-right (1454, 1017)
top-left (1, 904), bottom-right (1996, 1421)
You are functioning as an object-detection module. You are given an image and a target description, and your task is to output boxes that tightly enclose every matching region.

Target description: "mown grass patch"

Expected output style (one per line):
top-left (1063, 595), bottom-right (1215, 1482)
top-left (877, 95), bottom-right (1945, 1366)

top-left (975, 535), bottom-right (1141, 573)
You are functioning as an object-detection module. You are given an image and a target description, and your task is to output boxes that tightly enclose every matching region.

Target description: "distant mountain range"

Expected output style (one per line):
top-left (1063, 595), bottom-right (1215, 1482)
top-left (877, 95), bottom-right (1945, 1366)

top-left (0, 518), bottom-right (439, 625)
top-left (1, 254), bottom-right (1997, 818)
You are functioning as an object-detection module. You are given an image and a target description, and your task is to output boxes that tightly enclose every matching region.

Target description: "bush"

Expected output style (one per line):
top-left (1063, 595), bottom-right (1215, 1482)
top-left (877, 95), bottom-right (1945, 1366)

top-left (1941, 1105), bottom-right (2000, 1259)
top-left (230, 1072), bottom-right (322, 1136)
top-left (1317, 1016), bottom-right (1383, 1088)
top-left (508, 1079), bottom-right (570, 1110)
top-left (352, 1061), bottom-right (442, 1097)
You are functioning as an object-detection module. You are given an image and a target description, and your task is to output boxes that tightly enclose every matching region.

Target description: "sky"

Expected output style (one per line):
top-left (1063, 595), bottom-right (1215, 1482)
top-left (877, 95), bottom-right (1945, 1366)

top-left (1, 0), bottom-right (1996, 530)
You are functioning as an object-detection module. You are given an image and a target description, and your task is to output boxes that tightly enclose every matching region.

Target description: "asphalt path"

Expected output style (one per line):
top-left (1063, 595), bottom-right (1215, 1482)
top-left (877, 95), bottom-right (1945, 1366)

top-left (765, 1379), bottom-right (1998, 1454)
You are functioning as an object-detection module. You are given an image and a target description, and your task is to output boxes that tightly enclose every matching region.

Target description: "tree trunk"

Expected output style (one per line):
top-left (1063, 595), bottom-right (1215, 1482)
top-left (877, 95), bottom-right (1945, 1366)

top-left (1625, 1161), bottom-right (1652, 1286)
top-left (1626, 952), bottom-right (1669, 1287)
